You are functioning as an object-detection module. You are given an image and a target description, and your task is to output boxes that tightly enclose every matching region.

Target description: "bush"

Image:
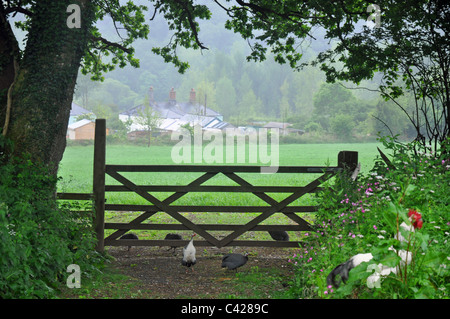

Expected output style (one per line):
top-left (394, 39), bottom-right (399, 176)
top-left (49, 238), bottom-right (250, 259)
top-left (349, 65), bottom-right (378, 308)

top-left (287, 136), bottom-right (450, 299)
top-left (330, 114), bottom-right (355, 140)
top-left (0, 148), bottom-right (104, 298)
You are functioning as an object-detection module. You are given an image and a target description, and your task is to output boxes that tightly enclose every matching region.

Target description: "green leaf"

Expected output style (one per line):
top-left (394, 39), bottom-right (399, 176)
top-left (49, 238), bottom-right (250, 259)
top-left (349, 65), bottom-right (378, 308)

top-left (377, 250), bottom-right (401, 268)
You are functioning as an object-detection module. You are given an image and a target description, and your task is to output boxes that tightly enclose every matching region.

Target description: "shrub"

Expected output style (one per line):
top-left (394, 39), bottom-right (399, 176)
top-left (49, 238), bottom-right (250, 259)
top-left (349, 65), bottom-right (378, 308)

top-left (0, 147), bottom-right (104, 298)
top-left (287, 136), bottom-right (450, 299)
top-left (330, 114), bottom-right (355, 140)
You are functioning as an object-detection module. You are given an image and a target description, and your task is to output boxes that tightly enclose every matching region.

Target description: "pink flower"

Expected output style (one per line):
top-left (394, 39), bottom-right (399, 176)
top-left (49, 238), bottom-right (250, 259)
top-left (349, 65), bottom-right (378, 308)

top-left (373, 225), bottom-right (377, 230)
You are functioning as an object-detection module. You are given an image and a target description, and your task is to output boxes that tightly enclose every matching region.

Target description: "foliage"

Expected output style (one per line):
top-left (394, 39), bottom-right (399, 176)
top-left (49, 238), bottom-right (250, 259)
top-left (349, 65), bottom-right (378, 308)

top-left (288, 136), bottom-right (450, 299)
top-left (0, 144), bottom-right (104, 298)
top-left (3, 0), bottom-right (449, 174)
top-left (216, 0), bottom-right (450, 147)
top-left (135, 101), bottom-right (162, 147)
top-left (330, 114), bottom-right (356, 140)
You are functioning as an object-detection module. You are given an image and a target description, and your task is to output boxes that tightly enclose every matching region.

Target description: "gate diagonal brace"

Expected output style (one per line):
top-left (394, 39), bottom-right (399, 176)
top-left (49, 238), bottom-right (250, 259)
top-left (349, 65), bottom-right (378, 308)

top-left (105, 169), bottom-right (221, 246)
top-left (223, 172), bottom-right (313, 230)
top-left (217, 172), bottom-right (335, 247)
top-left (105, 170), bottom-right (217, 241)
top-left (105, 170), bottom-right (217, 242)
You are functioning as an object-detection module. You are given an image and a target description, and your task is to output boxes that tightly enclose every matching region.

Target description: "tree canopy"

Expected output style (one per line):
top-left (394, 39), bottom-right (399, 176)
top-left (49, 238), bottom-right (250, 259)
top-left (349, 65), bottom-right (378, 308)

top-left (1, 0), bottom-right (449, 173)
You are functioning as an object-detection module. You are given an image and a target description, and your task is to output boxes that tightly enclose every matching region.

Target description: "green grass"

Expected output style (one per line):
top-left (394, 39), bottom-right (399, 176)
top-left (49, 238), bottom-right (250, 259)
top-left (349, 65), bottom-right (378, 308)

top-left (58, 142), bottom-right (383, 192)
top-left (58, 142), bottom-right (384, 242)
top-left (58, 264), bottom-right (146, 299)
top-left (217, 266), bottom-right (293, 299)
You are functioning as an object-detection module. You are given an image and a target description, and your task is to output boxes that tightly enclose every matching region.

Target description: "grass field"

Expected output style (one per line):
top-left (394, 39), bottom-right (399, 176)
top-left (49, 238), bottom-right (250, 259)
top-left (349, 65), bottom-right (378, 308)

top-left (57, 142), bottom-right (385, 242)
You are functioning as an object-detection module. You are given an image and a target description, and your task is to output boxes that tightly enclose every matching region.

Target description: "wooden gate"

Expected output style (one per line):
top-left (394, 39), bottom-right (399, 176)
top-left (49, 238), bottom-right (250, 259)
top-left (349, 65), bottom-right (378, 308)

top-left (91, 119), bottom-right (358, 252)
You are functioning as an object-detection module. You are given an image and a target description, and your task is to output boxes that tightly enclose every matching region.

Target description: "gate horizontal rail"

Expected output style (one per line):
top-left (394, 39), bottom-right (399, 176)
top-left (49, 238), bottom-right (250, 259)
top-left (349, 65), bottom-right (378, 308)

top-left (105, 164), bottom-right (339, 173)
top-left (104, 204), bottom-right (318, 212)
top-left (105, 185), bottom-right (324, 193)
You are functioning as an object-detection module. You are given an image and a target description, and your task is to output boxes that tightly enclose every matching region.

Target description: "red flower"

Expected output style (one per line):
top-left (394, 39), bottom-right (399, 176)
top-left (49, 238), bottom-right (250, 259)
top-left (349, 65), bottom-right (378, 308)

top-left (408, 209), bottom-right (423, 230)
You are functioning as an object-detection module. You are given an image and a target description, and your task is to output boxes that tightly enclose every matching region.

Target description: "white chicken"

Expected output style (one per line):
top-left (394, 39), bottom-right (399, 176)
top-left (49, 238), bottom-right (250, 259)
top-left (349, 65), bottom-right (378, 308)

top-left (327, 209), bottom-right (423, 288)
top-left (181, 233), bottom-right (197, 272)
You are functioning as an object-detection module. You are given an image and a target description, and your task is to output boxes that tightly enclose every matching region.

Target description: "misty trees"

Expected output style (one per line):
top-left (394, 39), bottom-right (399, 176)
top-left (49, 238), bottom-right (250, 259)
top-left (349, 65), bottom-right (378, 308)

top-left (135, 101), bottom-right (162, 147)
top-left (2, 0), bottom-right (449, 177)
top-left (216, 0), bottom-right (450, 150)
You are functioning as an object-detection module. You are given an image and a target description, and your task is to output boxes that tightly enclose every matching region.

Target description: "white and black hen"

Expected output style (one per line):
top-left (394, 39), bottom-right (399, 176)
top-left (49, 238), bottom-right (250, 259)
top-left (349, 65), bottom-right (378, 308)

top-left (181, 233), bottom-right (197, 272)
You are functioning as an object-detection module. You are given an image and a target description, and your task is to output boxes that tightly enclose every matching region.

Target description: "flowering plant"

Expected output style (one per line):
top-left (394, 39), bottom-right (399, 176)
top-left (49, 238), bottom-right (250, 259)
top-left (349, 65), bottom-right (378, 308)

top-left (408, 209), bottom-right (423, 230)
top-left (287, 136), bottom-right (449, 299)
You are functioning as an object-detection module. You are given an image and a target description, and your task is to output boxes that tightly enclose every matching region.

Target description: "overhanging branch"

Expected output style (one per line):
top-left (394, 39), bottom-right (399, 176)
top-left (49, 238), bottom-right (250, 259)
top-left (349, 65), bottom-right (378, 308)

top-left (90, 35), bottom-right (132, 54)
top-left (4, 6), bottom-right (33, 17)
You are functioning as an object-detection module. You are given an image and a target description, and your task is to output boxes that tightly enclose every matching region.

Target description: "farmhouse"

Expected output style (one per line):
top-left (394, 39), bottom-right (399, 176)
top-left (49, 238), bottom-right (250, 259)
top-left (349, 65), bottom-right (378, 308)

top-left (67, 119), bottom-right (95, 140)
top-left (119, 87), bottom-right (233, 134)
top-left (67, 119), bottom-right (110, 140)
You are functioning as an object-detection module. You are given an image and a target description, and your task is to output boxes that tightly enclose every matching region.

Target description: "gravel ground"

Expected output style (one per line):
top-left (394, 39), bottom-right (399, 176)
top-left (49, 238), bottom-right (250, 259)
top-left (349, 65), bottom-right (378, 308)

top-left (107, 244), bottom-right (296, 299)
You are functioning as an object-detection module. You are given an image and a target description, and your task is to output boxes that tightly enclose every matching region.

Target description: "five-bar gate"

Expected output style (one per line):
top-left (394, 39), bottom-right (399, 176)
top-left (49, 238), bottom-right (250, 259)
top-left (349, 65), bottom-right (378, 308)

top-left (90, 119), bottom-right (358, 252)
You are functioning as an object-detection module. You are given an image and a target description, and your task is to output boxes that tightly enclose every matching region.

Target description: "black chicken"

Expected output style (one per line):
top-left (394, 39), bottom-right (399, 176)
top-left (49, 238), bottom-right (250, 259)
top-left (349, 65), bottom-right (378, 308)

top-left (221, 253), bottom-right (249, 271)
top-left (268, 230), bottom-right (289, 241)
top-left (119, 233), bottom-right (138, 251)
top-left (164, 233), bottom-right (183, 254)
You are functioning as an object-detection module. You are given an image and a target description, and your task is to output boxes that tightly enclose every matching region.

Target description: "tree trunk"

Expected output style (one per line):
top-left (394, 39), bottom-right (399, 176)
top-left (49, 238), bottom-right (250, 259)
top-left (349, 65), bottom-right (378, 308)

top-left (1, 0), bottom-right (94, 176)
top-left (0, 4), bottom-right (18, 134)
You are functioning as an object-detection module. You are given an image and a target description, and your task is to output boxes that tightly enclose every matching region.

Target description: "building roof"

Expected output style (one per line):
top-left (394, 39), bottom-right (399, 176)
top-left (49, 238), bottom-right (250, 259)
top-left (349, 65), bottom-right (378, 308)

top-left (120, 101), bottom-right (221, 120)
top-left (68, 119), bottom-right (93, 130)
top-left (263, 122), bottom-right (292, 129)
top-left (120, 88), bottom-right (234, 131)
top-left (70, 103), bottom-right (91, 117)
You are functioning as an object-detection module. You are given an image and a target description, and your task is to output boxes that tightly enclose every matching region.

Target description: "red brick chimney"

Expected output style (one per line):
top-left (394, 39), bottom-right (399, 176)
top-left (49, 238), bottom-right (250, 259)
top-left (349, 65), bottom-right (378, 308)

top-left (189, 88), bottom-right (196, 104)
top-left (148, 86), bottom-right (154, 104)
top-left (169, 87), bottom-right (176, 102)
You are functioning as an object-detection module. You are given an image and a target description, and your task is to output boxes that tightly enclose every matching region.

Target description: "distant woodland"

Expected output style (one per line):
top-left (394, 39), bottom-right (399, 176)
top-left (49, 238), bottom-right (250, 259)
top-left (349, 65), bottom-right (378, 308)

top-left (71, 2), bottom-right (416, 140)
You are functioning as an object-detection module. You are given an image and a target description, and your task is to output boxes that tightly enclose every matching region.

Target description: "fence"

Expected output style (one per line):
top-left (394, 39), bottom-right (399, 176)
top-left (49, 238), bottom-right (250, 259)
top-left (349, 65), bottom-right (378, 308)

top-left (59, 119), bottom-right (359, 252)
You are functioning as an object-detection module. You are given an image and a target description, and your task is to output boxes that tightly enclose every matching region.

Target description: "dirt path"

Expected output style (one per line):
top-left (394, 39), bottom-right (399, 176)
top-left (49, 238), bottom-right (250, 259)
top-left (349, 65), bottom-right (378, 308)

top-left (107, 245), bottom-right (296, 299)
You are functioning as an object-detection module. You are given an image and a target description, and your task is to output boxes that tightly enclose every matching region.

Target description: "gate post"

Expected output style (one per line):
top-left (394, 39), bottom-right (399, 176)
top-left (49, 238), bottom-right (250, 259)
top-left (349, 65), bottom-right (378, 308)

top-left (338, 151), bottom-right (358, 172)
top-left (93, 119), bottom-right (106, 252)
